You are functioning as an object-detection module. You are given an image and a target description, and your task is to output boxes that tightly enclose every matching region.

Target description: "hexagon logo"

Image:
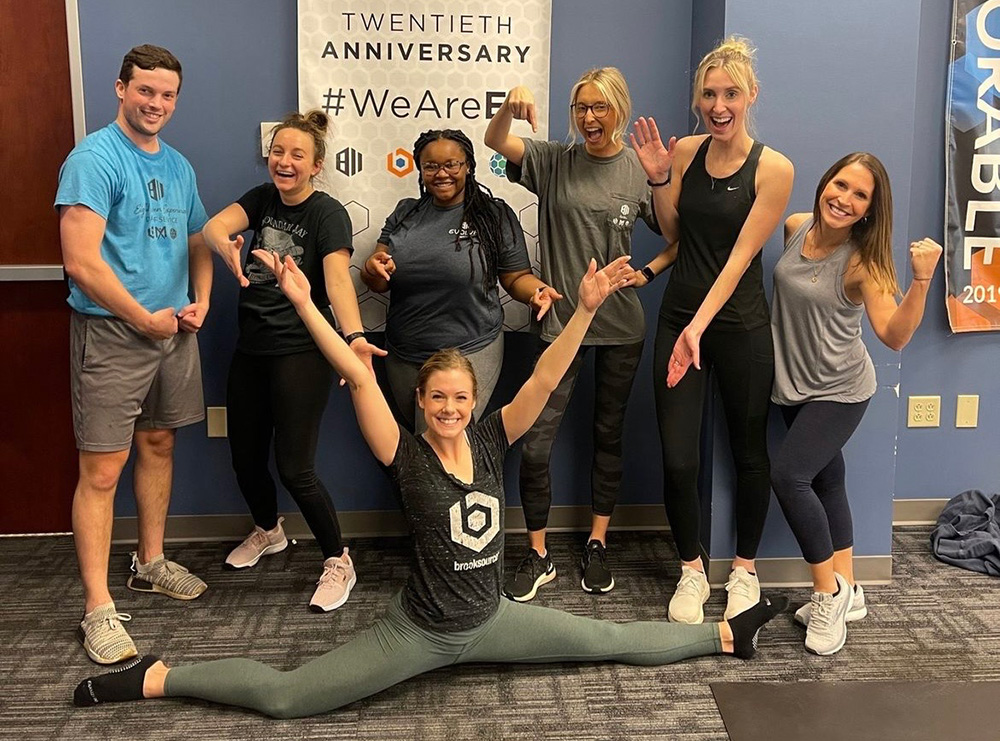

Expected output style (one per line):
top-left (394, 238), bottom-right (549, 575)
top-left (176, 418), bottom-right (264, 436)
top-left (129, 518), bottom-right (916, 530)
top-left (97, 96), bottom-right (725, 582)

top-left (489, 152), bottom-right (507, 178)
top-left (449, 491), bottom-right (500, 553)
top-left (342, 200), bottom-right (370, 237)
top-left (386, 147), bottom-right (414, 178)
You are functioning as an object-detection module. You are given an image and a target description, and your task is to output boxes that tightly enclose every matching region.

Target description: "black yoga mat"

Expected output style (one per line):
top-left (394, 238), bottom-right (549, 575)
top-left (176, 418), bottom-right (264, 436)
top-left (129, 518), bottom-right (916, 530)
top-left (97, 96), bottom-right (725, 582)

top-left (711, 680), bottom-right (1000, 741)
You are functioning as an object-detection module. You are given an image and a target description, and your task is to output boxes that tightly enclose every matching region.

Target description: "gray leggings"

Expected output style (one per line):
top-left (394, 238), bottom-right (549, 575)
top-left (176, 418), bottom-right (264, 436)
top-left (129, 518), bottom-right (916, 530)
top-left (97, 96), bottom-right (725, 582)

top-left (164, 591), bottom-right (721, 719)
top-left (385, 333), bottom-right (505, 433)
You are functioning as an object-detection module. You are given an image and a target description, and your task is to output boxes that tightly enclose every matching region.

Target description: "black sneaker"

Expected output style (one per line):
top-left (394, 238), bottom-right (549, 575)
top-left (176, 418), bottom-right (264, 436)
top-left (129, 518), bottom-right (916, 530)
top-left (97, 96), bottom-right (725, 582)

top-left (503, 549), bottom-right (556, 602)
top-left (581, 539), bottom-right (615, 594)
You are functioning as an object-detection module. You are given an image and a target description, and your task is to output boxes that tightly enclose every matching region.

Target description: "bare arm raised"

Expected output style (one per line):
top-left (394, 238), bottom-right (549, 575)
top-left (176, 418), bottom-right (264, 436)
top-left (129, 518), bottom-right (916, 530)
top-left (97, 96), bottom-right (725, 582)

top-left (501, 256), bottom-right (631, 443)
top-left (253, 249), bottom-right (399, 466)
top-left (484, 86), bottom-right (537, 167)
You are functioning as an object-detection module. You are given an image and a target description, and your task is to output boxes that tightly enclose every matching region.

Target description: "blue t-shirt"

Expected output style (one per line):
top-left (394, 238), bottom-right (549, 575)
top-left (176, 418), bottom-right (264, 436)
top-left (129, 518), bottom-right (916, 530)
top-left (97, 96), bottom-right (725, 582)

top-left (55, 122), bottom-right (209, 316)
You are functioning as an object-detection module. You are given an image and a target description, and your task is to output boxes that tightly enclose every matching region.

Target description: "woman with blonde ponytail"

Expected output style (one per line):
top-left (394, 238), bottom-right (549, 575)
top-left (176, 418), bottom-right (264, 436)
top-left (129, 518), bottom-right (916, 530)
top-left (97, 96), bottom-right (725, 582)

top-left (631, 37), bottom-right (794, 624)
top-left (202, 110), bottom-right (384, 612)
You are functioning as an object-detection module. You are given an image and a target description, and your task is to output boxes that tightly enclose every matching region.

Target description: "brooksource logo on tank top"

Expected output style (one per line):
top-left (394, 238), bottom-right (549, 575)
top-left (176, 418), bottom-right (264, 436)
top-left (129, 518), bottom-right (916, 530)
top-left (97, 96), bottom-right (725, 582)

top-left (449, 491), bottom-right (501, 570)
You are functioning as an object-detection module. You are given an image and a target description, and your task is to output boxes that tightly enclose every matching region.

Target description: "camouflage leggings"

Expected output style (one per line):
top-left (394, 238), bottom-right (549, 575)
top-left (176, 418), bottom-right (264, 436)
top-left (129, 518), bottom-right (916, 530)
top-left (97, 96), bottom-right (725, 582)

top-left (518, 340), bottom-right (644, 531)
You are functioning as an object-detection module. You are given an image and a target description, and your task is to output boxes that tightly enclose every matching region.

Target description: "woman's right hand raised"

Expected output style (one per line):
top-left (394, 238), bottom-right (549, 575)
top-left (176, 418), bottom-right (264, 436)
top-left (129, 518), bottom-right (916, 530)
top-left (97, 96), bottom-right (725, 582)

top-left (252, 250), bottom-right (311, 308)
top-left (365, 251), bottom-right (396, 281)
top-left (631, 117), bottom-right (676, 183)
top-left (505, 86), bottom-right (538, 133)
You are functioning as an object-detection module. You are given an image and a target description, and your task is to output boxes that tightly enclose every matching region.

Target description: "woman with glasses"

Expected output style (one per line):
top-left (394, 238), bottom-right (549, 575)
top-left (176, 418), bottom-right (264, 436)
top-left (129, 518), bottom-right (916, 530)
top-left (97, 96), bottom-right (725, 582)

top-left (362, 129), bottom-right (559, 433)
top-left (630, 37), bottom-right (794, 623)
top-left (485, 68), bottom-right (665, 601)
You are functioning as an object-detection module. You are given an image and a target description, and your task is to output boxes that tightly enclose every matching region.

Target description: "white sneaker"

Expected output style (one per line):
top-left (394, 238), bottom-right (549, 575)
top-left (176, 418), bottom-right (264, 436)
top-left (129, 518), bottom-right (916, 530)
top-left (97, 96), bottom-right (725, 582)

top-left (668, 565), bottom-right (711, 624)
top-left (795, 583), bottom-right (867, 626)
top-left (225, 516), bottom-right (288, 569)
top-left (723, 566), bottom-right (760, 620)
top-left (804, 572), bottom-right (852, 655)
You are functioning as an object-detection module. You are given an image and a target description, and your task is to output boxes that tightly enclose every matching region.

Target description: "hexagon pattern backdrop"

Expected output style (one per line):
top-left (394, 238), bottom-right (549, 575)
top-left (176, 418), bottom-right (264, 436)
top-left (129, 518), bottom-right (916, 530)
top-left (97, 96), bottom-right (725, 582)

top-left (298, 1), bottom-right (552, 331)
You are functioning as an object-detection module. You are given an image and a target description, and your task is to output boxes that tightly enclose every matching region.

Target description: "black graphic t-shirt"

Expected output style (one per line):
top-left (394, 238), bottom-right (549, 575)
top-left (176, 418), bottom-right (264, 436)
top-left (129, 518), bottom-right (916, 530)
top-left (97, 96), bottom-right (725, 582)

top-left (387, 411), bottom-right (509, 632)
top-left (236, 183), bottom-right (353, 354)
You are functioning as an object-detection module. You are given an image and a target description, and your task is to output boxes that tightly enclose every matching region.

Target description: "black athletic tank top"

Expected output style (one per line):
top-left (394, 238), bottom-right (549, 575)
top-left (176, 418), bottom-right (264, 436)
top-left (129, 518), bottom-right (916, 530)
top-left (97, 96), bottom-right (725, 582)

top-left (659, 137), bottom-right (769, 331)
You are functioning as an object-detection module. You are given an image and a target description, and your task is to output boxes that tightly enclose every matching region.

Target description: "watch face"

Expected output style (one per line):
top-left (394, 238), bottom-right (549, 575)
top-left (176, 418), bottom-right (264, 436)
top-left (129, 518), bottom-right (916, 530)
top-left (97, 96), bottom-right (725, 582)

top-left (642, 266), bottom-right (656, 282)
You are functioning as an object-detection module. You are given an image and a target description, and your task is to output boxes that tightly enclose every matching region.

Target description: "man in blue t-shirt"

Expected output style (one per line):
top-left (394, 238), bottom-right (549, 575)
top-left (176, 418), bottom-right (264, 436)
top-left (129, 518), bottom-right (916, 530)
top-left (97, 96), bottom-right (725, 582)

top-left (55, 44), bottom-right (213, 665)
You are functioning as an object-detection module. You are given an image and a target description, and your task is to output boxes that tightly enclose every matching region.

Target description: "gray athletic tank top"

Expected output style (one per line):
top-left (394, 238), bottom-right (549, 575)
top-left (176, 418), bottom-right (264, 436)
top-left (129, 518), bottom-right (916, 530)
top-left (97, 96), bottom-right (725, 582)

top-left (771, 218), bottom-right (877, 404)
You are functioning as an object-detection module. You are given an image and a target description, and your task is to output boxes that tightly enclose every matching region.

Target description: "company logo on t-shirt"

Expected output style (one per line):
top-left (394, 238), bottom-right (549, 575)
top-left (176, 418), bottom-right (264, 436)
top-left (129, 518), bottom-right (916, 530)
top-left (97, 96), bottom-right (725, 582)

top-left (147, 178), bottom-right (165, 201)
top-left (245, 223), bottom-right (306, 284)
top-left (448, 221), bottom-right (478, 242)
top-left (449, 491), bottom-right (500, 555)
top-left (336, 147), bottom-right (363, 177)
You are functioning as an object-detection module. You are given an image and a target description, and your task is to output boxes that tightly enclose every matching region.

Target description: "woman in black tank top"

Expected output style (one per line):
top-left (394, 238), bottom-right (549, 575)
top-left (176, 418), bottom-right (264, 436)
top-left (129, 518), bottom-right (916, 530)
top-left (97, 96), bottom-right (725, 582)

top-left (629, 37), bottom-right (794, 624)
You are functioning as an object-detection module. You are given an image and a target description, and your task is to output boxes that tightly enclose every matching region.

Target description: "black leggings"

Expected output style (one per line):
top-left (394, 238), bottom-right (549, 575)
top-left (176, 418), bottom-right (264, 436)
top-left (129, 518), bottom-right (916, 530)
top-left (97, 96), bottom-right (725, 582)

top-left (519, 340), bottom-right (644, 532)
top-left (653, 319), bottom-right (773, 563)
top-left (771, 399), bottom-right (870, 564)
top-left (226, 349), bottom-right (343, 558)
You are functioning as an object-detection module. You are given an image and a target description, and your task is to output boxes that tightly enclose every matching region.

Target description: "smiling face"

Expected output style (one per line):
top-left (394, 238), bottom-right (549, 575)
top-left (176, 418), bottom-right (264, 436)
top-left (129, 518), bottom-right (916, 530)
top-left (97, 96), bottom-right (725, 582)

top-left (573, 83), bottom-right (621, 157)
top-left (268, 127), bottom-right (322, 205)
top-left (698, 67), bottom-right (756, 143)
top-left (817, 162), bottom-right (875, 232)
top-left (417, 367), bottom-right (477, 440)
top-left (419, 138), bottom-right (468, 207)
top-left (115, 67), bottom-right (179, 145)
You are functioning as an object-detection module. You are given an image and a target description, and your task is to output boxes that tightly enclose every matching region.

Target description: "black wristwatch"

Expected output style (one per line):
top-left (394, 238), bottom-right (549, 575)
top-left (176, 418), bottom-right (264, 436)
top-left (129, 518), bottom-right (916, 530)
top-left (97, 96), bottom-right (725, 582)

top-left (640, 266), bottom-right (657, 283)
top-left (343, 331), bottom-right (365, 345)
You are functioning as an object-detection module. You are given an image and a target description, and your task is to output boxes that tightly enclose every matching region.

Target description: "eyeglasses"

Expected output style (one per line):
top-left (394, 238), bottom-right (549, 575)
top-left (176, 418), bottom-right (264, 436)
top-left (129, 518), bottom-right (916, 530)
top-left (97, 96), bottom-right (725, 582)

top-left (420, 160), bottom-right (467, 175)
top-left (571, 102), bottom-right (611, 119)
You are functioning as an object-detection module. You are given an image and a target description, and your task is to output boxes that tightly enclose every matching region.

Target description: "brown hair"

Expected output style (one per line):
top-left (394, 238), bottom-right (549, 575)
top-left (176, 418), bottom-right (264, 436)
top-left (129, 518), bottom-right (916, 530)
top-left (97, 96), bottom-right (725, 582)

top-left (691, 36), bottom-right (758, 134)
top-left (567, 67), bottom-right (632, 146)
top-left (118, 44), bottom-right (183, 90)
top-left (813, 152), bottom-right (899, 295)
top-left (416, 348), bottom-right (477, 401)
top-left (270, 109), bottom-right (330, 164)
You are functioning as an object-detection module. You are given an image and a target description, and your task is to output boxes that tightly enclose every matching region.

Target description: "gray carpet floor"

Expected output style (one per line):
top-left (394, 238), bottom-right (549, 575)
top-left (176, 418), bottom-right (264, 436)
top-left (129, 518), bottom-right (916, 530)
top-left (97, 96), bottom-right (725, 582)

top-left (1, 526), bottom-right (997, 740)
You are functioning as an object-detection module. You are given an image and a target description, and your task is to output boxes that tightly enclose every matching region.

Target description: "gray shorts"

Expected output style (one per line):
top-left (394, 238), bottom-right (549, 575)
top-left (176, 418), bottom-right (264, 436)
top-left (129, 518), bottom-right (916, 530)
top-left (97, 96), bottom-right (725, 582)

top-left (70, 311), bottom-right (205, 452)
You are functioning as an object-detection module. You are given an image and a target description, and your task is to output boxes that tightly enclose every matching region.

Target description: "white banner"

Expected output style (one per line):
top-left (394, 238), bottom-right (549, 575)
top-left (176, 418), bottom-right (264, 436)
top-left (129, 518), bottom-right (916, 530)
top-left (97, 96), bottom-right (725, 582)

top-left (298, 1), bottom-right (552, 331)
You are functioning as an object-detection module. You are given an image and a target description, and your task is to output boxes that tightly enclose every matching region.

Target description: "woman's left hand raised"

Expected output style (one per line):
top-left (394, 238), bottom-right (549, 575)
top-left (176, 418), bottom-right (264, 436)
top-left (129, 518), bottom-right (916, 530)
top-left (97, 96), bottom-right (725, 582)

top-left (252, 249), bottom-right (311, 308)
top-left (578, 256), bottom-right (631, 313)
top-left (910, 237), bottom-right (943, 281)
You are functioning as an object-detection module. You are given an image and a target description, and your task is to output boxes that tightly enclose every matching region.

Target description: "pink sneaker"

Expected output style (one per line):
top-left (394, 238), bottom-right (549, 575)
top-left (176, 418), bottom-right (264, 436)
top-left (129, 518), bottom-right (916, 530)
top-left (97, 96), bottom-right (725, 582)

top-left (309, 548), bottom-right (357, 612)
top-left (225, 517), bottom-right (287, 569)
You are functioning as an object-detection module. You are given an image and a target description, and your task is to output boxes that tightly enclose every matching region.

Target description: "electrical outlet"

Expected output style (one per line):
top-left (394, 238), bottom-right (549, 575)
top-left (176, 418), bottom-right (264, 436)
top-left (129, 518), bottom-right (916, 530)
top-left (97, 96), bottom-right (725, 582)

top-left (956, 395), bottom-right (979, 428)
top-left (907, 395), bottom-right (940, 428)
top-left (206, 406), bottom-right (228, 438)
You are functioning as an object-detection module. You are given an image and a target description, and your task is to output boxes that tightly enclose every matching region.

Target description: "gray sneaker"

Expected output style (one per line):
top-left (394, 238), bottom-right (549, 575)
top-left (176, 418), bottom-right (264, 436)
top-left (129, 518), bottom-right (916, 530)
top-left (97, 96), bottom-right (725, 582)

top-left (225, 517), bottom-right (288, 569)
top-left (127, 553), bottom-right (207, 600)
top-left (78, 602), bottom-right (138, 665)
top-left (804, 572), bottom-right (852, 655)
top-left (795, 583), bottom-right (867, 626)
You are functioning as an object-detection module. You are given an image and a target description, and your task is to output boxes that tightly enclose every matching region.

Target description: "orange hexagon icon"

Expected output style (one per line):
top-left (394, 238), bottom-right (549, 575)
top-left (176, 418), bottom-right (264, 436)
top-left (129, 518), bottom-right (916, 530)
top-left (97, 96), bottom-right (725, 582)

top-left (386, 148), bottom-right (414, 178)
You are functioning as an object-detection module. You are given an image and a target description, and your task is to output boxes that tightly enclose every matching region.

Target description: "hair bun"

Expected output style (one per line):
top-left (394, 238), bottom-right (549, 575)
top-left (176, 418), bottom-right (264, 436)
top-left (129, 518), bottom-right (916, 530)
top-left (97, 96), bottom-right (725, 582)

top-left (302, 109), bottom-right (330, 133)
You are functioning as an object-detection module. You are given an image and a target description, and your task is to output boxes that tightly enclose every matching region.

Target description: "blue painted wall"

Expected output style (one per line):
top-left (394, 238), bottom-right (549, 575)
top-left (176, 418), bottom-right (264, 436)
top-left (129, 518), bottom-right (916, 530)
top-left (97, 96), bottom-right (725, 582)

top-left (75, 1), bottom-right (997, 563)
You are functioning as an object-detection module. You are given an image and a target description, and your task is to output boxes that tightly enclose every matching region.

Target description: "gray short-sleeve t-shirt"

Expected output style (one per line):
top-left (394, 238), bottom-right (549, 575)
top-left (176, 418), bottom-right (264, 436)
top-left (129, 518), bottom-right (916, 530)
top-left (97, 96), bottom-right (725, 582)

top-left (507, 139), bottom-right (659, 344)
top-left (380, 197), bottom-right (530, 362)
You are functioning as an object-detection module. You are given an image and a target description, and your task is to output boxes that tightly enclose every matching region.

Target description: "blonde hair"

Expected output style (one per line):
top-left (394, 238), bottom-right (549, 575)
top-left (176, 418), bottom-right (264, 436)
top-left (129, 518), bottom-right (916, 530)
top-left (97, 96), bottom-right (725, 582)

top-left (691, 36), bottom-right (758, 135)
top-left (813, 152), bottom-right (899, 295)
top-left (566, 67), bottom-right (632, 147)
top-left (416, 348), bottom-right (478, 401)
top-left (269, 109), bottom-right (329, 165)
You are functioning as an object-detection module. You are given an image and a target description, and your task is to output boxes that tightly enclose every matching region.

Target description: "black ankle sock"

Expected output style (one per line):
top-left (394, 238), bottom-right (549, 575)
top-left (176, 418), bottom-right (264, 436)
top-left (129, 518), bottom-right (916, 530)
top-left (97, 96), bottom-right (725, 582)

top-left (728, 595), bottom-right (788, 660)
top-left (74, 655), bottom-right (158, 707)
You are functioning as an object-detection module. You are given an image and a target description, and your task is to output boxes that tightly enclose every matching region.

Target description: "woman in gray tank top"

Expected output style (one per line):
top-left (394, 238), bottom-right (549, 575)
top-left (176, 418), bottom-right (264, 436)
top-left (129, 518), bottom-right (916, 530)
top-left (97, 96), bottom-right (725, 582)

top-left (769, 152), bottom-right (941, 656)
